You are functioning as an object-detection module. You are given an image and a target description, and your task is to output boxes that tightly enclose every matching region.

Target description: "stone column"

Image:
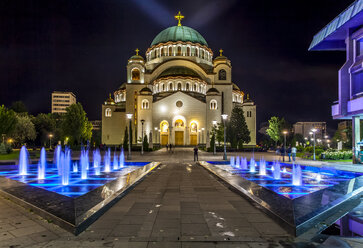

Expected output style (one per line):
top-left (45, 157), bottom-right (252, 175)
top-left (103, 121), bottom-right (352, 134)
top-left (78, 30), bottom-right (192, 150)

top-left (352, 116), bottom-right (361, 164)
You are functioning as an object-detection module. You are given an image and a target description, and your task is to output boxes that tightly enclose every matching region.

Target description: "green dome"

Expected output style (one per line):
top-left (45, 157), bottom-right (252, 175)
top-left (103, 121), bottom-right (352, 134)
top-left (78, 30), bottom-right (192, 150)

top-left (157, 66), bottom-right (201, 79)
top-left (151, 26), bottom-right (208, 47)
top-left (129, 55), bottom-right (144, 60)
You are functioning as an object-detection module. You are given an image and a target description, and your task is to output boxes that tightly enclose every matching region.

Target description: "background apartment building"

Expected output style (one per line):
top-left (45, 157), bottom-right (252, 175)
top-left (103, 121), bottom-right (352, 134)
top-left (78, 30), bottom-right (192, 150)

top-left (51, 91), bottom-right (76, 114)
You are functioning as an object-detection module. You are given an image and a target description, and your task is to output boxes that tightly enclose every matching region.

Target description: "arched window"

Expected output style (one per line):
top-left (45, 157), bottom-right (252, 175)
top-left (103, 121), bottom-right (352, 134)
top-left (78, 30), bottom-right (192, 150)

top-left (177, 46), bottom-right (182, 56)
top-left (201, 49), bottom-right (204, 58)
top-left (169, 83), bottom-right (173, 91)
top-left (195, 48), bottom-right (199, 57)
top-left (175, 119), bottom-right (184, 127)
top-left (187, 47), bottom-right (191, 56)
top-left (210, 100), bottom-right (217, 110)
top-left (186, 83), bottom-right (190, 91)
top-left (161, 48), bottom-right (164, 56)
top-left (177, 83), bottom-right (182, 90)
top-left (162, 83), bottom-right (165, 91)
top-left (190, 122), bottom-right (198, 133)
top-left (168, 47), bottom-right (172, 56)
top-left (141, 99), bottom-right (149, 109)
top-left (131, 68), bottom-right (140, 81)
top-left (160, 121), bottom-right (169, 133)
top-left (218, 69), bottom-right (226, 80)
top-left (105, 108), bottom-right (112, 117)
top-left (193, 84), bottom-right (197, 91)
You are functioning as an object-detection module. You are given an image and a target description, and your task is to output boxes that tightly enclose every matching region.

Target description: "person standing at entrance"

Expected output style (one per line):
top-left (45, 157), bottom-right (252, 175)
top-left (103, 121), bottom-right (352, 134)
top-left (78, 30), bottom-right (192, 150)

top-left (287, 145), bottom-right (292, 162)
top-left (194, 146), bottom-right (199, 161)
top-left (292, 146), bottom-right (297, 162)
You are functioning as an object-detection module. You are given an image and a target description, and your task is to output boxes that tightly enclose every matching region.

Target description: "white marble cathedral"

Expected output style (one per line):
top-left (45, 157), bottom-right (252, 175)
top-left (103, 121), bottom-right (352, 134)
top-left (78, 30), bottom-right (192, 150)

top-left (102, 12), bottom-right (256, 147)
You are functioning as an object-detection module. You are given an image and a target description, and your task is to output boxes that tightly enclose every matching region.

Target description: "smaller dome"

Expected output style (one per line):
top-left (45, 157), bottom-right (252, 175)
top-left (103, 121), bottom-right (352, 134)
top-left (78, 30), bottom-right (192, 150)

top-left (206, 87), bottom-right (220, 95)
top-left (129, 55), bottom-right (144, 61)
top-left (140, 87), bottom-right (152, 94)
top-left (105, 93), bottom-right (115, 104)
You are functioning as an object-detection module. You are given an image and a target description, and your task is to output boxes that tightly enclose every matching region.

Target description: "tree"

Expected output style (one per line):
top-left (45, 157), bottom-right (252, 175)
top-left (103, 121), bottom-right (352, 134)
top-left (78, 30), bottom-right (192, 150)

top-left (227, 107), bottom-right (251, 148)
top-left (61, 103), bottom-right (93, 147)
top-left (210, 132), bottom-right (215, 151)
top-left (266, 116), bottom-right (283, 146)
top-left (0, 105), bottom-right (17, 138)
top-left (213, 123), bottom-right (224, 146)
top-left (32, 113), bottom-right (56, 146)
top-left (10, 101), bottom-right (27, 113)
top-left (123, 127), bottom-right (128, 150)
top-left (12, 114), bottom-right (36, 145)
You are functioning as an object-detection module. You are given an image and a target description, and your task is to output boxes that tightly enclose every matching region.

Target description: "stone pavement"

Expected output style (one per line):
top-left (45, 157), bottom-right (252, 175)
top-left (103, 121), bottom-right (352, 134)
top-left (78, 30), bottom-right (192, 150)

top-left (0, 148), bottom-right (295, 248)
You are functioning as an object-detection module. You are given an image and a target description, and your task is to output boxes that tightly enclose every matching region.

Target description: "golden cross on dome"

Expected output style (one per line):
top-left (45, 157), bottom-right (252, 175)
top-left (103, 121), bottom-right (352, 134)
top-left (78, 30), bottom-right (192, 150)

top-left (174, 11), bottom-right (184, 26)
top-left (135, 48), bottom-right (139, 55)
top-left (219, 49), bottom-right (223, 56)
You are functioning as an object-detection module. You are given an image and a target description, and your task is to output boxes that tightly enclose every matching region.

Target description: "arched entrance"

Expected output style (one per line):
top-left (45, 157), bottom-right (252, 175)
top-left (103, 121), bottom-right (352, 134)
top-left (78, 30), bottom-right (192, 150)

top-left (190, 121), bottom-right (198, 146)
top-left (174, 119), bottom-right (185, 146)
top-left (160, 121), bottom-right (169, 146)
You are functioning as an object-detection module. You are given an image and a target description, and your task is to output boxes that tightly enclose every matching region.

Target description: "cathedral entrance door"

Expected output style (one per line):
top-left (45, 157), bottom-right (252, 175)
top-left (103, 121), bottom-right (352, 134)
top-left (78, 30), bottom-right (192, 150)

top-left (175, 131), bottom-right (184, 146)
top-left (161, 135), bottom-right (169, 146)
top-left (190, 134), bottom-right (197, 146)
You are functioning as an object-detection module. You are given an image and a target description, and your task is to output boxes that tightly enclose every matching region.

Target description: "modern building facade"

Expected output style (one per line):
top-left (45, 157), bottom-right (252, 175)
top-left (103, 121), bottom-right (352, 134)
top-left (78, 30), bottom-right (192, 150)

top-left (309, 0), bottom-right (363, 163)
top-left (293, 122), bottom-right (327, 140)
top-left (102, 13), bottom-right (256, 147)
top-left (51, 91), bottom-right (76, 114)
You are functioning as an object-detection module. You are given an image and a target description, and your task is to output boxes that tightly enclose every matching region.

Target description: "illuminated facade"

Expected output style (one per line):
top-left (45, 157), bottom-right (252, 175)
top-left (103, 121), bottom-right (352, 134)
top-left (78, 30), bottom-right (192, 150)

top-left (51, 91), bottom-right (76, 114)
top-left (102, 13), bottom-right (256, 147)
top-left (309, 0), bottom-right (363, 163)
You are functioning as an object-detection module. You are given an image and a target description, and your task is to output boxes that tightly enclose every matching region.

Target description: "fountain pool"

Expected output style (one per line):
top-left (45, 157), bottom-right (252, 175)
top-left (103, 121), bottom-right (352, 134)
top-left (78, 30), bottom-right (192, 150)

top-left (199, 160), bottom-right (363, 236)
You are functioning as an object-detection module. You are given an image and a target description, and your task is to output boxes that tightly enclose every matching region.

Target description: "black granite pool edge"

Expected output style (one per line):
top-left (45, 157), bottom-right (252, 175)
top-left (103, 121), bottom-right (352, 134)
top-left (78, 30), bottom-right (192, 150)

top-left (198, 161), bottom-right (363, 237)
top-left (0, 162), bottom-right (161, 235)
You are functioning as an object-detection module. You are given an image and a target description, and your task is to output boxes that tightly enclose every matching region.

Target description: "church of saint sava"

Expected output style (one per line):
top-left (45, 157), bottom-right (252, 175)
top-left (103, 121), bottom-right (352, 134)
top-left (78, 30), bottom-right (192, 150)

top-left (102, 12), bottom-right (256, 148)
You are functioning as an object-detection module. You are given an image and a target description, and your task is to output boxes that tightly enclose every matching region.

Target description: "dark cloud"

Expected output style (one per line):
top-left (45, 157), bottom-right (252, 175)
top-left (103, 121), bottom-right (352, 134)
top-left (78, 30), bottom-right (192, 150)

top-left (0, 0), bottom-right (350, 134)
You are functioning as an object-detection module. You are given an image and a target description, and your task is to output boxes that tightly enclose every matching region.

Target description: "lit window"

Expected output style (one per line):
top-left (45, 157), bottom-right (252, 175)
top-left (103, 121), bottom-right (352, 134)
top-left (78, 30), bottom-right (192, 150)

top-left (105, 108), bottom-right (112, 117)
top-left (141, 99), bottom-right (149, 109)
top-left (210, 100), bottom-right (217, 110)
top-left (131, 68), bottom-right (140, 81)
top-left (219, 69), bottom-right (226, 80)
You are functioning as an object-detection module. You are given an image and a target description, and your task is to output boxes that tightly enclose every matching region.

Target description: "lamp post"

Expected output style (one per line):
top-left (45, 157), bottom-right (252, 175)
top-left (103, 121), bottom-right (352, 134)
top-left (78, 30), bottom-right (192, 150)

top-left (311, 128), bottom-right (317, 160)
top-left (126, 114), bottom-right (133, 160)
top-left (140, 119), bottom-right (145, 155)
top-left (212, 121), bottom-right (217, 155)
top-left (221, 114), bottom-right (228, 160)
top-left (158, 129), bottom-right (161, 144)
top-left (49, 134), bottom-right (53, 149)
top-left (282, 130), bottom-right (288, 162)
top-left (154, 127), bottom-right (158, 145)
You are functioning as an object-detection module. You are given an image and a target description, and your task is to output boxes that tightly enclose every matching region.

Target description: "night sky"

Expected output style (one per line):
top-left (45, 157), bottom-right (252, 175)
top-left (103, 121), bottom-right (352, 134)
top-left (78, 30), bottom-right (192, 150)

top-left (0, 0), bottom-right (351, 133)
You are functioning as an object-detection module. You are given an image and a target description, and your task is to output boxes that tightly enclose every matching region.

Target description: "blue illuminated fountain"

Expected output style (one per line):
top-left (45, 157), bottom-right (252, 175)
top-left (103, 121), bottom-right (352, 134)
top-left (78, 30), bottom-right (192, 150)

top-left (104, 148), bottom-right (111, 172)
top-left (259, 158), bottom-right (266, 176)
top-left (119, 148), bottom-right (125, 168)
top-left (249, 158), bottom-right (256, 173)
top-left (80, 148), bottom-right (88, 179)
top-left (272, 161), bottom-right (281, 179)
top-left (37, 147), bottom-right (46, 179)
top-left (113, 151), bottom-right (119, 170)
top-left (19, 146), bottom-right (29, 175)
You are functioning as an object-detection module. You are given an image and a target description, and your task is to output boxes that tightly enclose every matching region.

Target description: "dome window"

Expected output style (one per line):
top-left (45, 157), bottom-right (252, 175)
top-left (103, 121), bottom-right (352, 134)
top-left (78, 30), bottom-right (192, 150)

top-left (168, 47), bottom-right (173, 56)
top-left (141, 99), bottom-right (149, 109)
top-left (187, 47), bottom-right (191, 56)
top-left (131, 68), bottom-right (140, 81)
top-left (177, 83), bottom-right (182, 90)
top-left (105, 108), bottom-right (112, 117)
top-left (219, 69), bottom-right (226, 80)
top-left (210, 100), bottom-right (217, 110)
top-left (186, 83), bottom-right (190, 91)
top-left (177, 46), bottom-right (182, 56)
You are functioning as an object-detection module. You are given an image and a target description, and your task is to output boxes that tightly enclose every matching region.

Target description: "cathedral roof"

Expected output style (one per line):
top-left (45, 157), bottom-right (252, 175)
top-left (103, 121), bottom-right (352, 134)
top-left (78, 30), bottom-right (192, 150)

top-left (157, 66), bottom-right (201, 80)
top-left (232, 83), bottom-right (240, 91)
top-left (129, 54), bottom-right (144, 61)
top-left (206, 87), bottom-right (220, 94)
top-left (151, 26), bottom-right (208, 47)
top-left (140, 87), bottom-right (152, 94)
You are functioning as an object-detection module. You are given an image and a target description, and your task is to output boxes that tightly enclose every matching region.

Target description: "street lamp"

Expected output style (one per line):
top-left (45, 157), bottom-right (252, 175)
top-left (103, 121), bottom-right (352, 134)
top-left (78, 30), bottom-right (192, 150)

top-left (126, 114), bottom-right (133, 160)
top-left (212, 121), bottom-right (217, 155)
top-left (311, 128), bottom-right (317, 160)
top-left (140, 119), bottom-right (145, 155)
top-left (154, 127), bottom-right (158, 145)
top-left (221, 114), bottom-right (228, 160)
top-left (201, 128), bottom-right (205, 145)
top-left (282, 130), bottom-right (288, 162)
top-left (49, 134), bottom-right (53, 149)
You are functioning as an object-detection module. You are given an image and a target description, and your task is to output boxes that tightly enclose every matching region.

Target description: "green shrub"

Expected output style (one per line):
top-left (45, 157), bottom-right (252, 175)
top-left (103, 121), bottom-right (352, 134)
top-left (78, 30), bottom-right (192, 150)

top-left (322, 150), bottom-right (353, 160)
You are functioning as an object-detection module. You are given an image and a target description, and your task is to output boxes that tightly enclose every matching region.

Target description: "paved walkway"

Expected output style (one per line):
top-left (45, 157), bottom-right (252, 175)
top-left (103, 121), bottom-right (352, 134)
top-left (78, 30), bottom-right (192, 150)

top-left (0, 148), bottom-right (293, 248)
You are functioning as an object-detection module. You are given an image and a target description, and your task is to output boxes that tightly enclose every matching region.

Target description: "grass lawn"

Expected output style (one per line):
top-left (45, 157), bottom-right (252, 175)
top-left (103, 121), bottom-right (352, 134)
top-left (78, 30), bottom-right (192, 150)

top-left (321, 159), bottom-right (352, 163)
top-left (0, 150), bottom-right (41, 161)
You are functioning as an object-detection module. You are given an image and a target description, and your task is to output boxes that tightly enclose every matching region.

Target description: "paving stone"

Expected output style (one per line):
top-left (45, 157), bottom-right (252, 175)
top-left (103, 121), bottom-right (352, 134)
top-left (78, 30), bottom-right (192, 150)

top-left (181, 223), bottom-right (211, 236)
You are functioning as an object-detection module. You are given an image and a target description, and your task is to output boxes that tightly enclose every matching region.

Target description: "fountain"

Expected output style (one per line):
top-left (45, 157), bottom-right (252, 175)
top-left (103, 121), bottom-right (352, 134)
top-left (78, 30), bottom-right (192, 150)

top-left (292, 164), bottom-right (302, 186)
top-left (93, 149), bottom-right (101, 175)
top-left (113, 151), bottom-right (119, 170)
top-left (282, 167), bottom-right (287, 173)
top-left (18, 146), bottom-right (29, 175)
top-left (241, 157), bottom-right (248, 170)
top-left (273, 161), bottom-right (281, 179)
top-left (104, 148), bottom-right (111, 172)
top-left (259, 159), bottom-right (266, 175)
top-left (73, 162), bottom-right (78, 173)
top-left (249, 158), bottom-right (256, 173)
top-left (60, 149), bottom-right (71, 185)
top-left (316, 174), bottom-right (322, 182)
top-left (119, 148), bottom-right (125, 168)
top-left (230, 156), bottom-right (235, 166)
top-left (54, 145), bottom-right (61, 175)
top-left (80, 149), bottom-right (88, 179)
top-left (37, 147), bottom-right (46, 179)
top-left (235, 156), bottom-right (240, 168)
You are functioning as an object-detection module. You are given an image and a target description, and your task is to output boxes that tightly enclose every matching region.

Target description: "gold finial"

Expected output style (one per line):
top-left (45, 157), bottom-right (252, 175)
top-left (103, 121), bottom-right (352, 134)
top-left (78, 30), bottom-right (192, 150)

top-left (174, 11), bottom-right (184, 26)
top-left (135, 48), bottom-right (139, 55)
top-left (219, 49), bottom-right (223, 56)
top-left (109, 93), bottom-right (112, 98)
top-left (247, 94), bottom-right (250, 100)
